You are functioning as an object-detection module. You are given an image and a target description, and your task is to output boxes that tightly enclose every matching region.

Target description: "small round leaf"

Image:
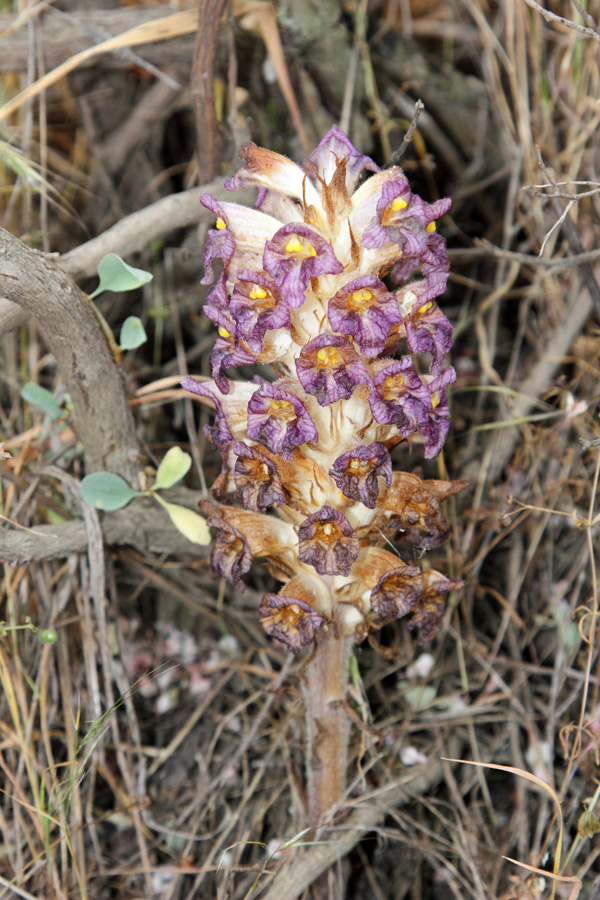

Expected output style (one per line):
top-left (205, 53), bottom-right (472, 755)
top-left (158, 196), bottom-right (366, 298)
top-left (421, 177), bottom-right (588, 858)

top-left (89, 253), bottom-right (153, 299)
top-left (119, 316), bottom-right (148, 350)
top-left (154, 495), bottom-right (211, 545)
top-left (22, 382), bottom-right (62, 421)
top-left (80, 472), bottom-right (139, 511)
top-left (404, 685), bottom-right (437, 710)
top-left (152, 447), bottom-right (192, 490)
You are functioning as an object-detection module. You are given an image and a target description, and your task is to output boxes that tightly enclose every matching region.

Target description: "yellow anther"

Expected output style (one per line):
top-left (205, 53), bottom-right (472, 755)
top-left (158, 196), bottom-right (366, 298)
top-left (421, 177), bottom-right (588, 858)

top-left (391, 197), bottom-right (408, 211)
top-left (317, 347), bottom-right (341, 366)
top-left (285, 235), bottom-right (304, 253)
top-left (270, 399), bottom-right (292, 412)
top-left (215, 217), bottom-right (226, 230)
top-left (349, 288), bottom-right (373, 308)
top-left (418, 301), bottom-right (433, 314)
top-left (289, 604), bottom-right (300, 615)
top-left (386, 375), bottom-right (403, 389)
top-left (426, 222), bottom-right (437, 233)
top-left (250, 285), bottom-right (268, 300)
top-left (431, 390), bottom-right (440, 408)
top-left (218, 326), bottom-right (231, 339)
top-left (308, 245), bottom-right (317, 257)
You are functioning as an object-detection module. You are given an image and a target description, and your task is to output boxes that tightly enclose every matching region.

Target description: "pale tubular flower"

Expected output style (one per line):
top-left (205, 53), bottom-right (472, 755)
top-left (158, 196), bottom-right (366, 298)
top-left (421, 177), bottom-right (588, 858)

top-left (183, 126), bottom-right (464, 653)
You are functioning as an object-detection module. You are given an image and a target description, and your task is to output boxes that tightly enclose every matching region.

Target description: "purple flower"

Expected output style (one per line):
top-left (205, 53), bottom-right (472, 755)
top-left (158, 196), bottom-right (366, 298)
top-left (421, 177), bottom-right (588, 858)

top-left (370, 561), bottom-right (423, 619)
top-left (417, 366), bottom-right (456, 459)
top-left (200, 194), bottom-right (236, 285)
top-left (390, 230), bottom-right (450, 284)
top-left (200, 193), bottom-right (282, 286)
top-left (368, 358), bottom-right (430, 437)
top-left (246, 382), bottom-right (318, 458)
top-left (233, 441), bottom-right (286, 512)
top-left (203, 279), bottom-right (236, 339)
top-left (360, 178), bottom-right (451, 277)
top-left (208, 335), bottom-right (257, 395)
top-left (327, 275), bottom-right (401, 357)
top-left (304, 125), bottom-right (380, 194)
top-left (397, 283), bottom-right (454, 374)
top-left (229, 270), bottom-right (291, 353)
top-left (180, 377), bottom-right (234, 452)
top-left (298, 506), bottom-right (360, 576)
top-left (370, 564), bottom-right (461, 643)
top-left (263, 224), bottom-right (344, 309)
top-left (295, 333), bottom-right (371, 406)
top-left (405, 569), bottom-right (463, 644)
top-left (329, 442), bottom-right (392, 509)
top-left (259, 593), bottom-right (325, 652)
top-left (205, 516), bottom-right (252, 591)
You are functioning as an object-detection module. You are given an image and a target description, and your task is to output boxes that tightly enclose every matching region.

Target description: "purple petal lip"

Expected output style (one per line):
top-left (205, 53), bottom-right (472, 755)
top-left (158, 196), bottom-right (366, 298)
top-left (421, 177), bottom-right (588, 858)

top-left (357, 177), bottom-right (451, 286)
top-left (259, 593), bottom-right (325, 653)
top-left (180, 377), bottom-right (235, 449)
top-left (233, 441), bottom-right (286, 511)
top-left (229, 270), bottom-right (291, 352)
top-left (263, 224), bottom-right (344, 309)
top-left (295, 332), bottom-right (372, 406)
top-left (327, 275), bottom-right (402, 358)
top-left (368, 358), bottom-right (429, 433)
top-left (201, 225), bottom-right (236, 286)
top-left (330, 442), bottom-right (392, 509)
top-left (418, 366), bottom-right (456, 458)
top-left (403, 298), bottom-right (454, 375)
top-left (297, 505), bottom-right (360, 577)
top-left (206, 517), bottom-right (252, 591)
top-left (246, 382), bottom-right (318, 458)
top-left (209, 339), bottom-right (257, 394)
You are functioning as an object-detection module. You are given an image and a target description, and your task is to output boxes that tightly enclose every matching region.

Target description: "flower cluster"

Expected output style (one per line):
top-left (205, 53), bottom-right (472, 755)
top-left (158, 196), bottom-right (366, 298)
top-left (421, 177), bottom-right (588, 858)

top-left (184, 127), bottom-right (464, 651)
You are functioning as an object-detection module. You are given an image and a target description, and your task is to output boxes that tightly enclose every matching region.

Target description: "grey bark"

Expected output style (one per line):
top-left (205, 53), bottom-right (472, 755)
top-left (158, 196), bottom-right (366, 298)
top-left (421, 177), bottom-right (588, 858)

top-left (0, 227), bottom-right (140, 481)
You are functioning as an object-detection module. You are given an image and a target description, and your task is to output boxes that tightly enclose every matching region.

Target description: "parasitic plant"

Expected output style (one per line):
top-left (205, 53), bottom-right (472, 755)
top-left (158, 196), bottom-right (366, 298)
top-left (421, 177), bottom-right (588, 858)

top-left (182, 127), bottom-right (464, 827)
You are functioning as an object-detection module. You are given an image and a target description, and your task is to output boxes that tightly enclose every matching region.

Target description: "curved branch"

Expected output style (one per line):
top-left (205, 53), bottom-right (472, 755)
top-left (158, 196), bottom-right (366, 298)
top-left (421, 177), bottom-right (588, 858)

top-left (0, 227), bottom-right (140, 480)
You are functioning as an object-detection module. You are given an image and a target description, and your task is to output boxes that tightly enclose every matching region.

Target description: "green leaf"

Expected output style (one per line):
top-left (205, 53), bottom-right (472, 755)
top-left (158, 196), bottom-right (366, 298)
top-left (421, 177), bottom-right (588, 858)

top-left (154, 495), bottom-right (211, 545)
top-left (151, 447), bottom-right (192, 490)
top-left (21, 382), bottom-right (62, 421)
top-left (119, 316), bottom-right (147, 350)
top-left (89, 253), bottom-right (153, 300)
top-left (403, 685), bottom-right (437, 710)
top-left (564, 622), bottom-right (581, 654)
top-left (80, 472), bottom-right (139, 511)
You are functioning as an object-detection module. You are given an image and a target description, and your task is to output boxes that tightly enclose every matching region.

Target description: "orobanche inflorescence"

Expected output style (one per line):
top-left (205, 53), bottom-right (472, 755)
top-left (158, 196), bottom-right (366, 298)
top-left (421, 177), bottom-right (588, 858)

top-left (183, 127), bottom-right (464, 655)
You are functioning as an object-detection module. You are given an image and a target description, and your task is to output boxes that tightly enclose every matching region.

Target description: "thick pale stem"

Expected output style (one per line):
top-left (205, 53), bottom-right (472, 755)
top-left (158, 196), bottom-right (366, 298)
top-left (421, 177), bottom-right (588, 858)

top-left (304, 614), bottom-right (353, 827)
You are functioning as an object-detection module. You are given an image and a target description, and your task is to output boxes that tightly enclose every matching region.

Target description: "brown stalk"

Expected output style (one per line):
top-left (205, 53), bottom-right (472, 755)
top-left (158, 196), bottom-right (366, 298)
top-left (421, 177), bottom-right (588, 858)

top-left (304, 618), bottom-right (354, 830)
top-left (192, 0), bottom-right (228, 181)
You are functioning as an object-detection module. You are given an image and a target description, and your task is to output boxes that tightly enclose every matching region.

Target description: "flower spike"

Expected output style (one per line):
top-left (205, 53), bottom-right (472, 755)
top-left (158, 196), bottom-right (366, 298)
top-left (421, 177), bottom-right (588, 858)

top-left (183, 128), bottom-right (462, 654)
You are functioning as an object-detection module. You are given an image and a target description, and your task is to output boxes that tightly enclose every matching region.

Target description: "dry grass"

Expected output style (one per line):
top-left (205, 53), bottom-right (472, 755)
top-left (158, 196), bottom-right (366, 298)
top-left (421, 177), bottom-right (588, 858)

top-left (2, 0), bottom-right (600, 898)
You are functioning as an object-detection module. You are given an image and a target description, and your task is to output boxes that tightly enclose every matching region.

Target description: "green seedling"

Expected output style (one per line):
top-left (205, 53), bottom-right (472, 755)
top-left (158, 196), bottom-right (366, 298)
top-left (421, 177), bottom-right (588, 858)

top-left (80, 447), bottom-right (210, 546)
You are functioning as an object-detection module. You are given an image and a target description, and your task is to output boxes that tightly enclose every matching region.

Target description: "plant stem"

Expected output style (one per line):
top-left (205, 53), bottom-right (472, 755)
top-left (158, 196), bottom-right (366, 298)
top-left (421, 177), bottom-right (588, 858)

top-left (304, 612), bottom-right (353, 828)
